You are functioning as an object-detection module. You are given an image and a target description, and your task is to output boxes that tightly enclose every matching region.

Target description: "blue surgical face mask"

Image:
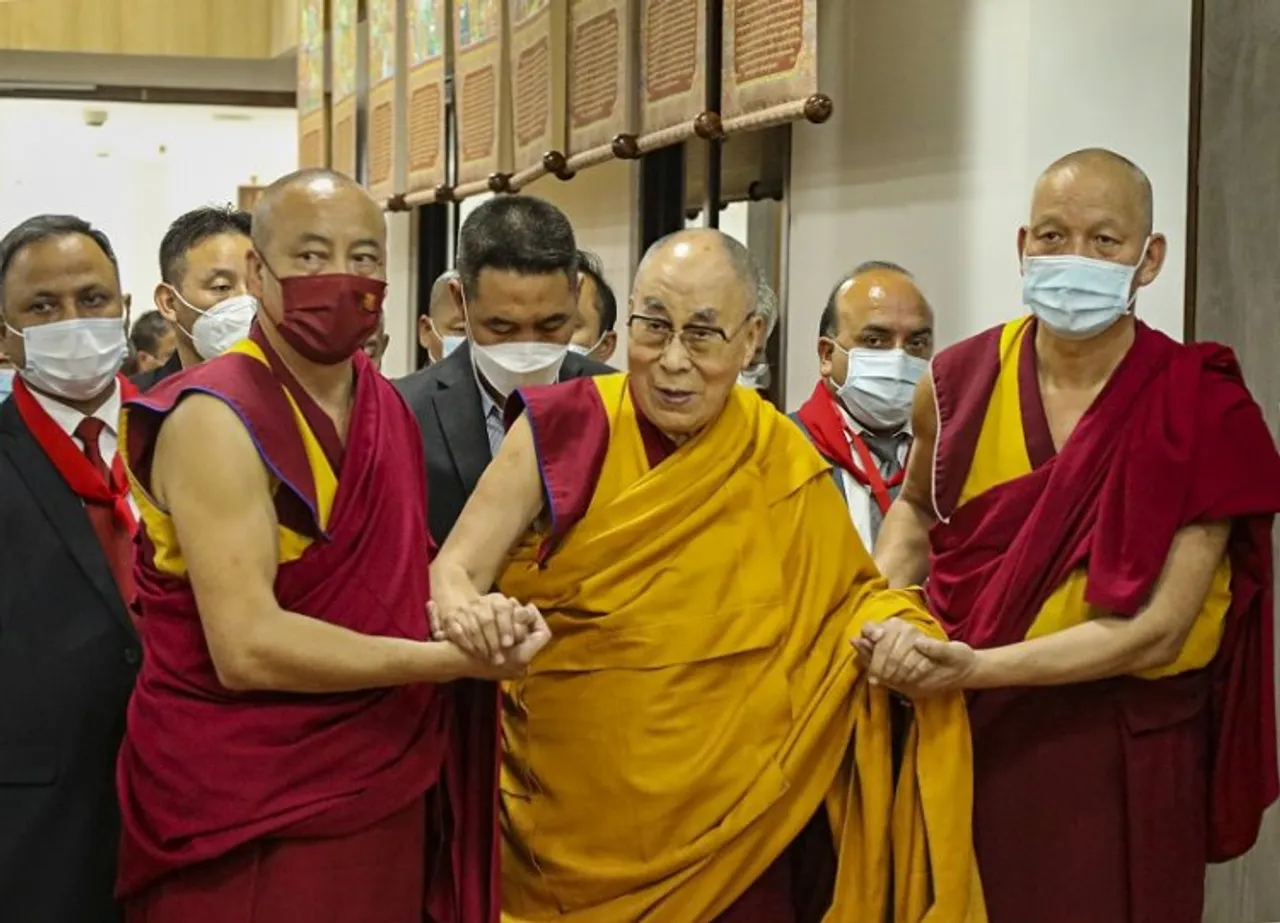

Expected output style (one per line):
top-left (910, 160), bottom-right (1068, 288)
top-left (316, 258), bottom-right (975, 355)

top-left (1022, 240), bottom-right (1149, 340)
top-left (441, 335), bottom-right (465, 357)
top-left (835, 346), bottom-right (927, 431)
top-left (0, 367), bottom-right (13, 402)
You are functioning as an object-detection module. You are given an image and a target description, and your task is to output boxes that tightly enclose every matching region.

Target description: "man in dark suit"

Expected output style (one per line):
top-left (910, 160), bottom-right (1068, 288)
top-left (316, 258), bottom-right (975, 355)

top-left (0, 214), bottom-right (141, 923)
top-left (133, 205), bottom-right (255, 392)
top-left (396, 196), bottom-right (611, 543)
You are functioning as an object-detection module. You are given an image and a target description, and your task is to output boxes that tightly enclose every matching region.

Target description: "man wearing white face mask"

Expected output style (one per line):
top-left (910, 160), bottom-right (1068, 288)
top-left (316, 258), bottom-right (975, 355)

top-left (0, 214), bottom-right (141, 923)
top-left (792, 262), bottom-right (933, 549)
top-left (869, 148), bottom-right (1280, 923)
top-left (396, 196), bottom-right (611, 544)
top-left (416, 269), bottom-right (467, 364)
top-left (568, 249), bottom-right (617, 363)
top-left (133, 206), bottom-right (255, 391)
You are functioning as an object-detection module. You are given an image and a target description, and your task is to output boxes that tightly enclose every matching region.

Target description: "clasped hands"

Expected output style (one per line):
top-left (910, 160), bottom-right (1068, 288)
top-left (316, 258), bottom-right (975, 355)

top-left (429, 594), bottom-right (551, 679)
top-left (852, 617), bottom-right (977, 698)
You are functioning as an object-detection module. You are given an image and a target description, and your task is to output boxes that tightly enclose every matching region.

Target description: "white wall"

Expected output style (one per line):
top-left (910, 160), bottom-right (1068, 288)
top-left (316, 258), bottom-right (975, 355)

top-left (784, 0), bottom-right (1193, 408)
top-left (0, 98), bottom-right (298, 316)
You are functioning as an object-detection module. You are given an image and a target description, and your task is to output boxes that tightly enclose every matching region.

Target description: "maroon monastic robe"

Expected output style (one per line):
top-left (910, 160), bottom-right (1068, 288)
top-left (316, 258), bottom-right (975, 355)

top-left (927, 319), bottom-right (1280, 923)
top-left (116, 328), bottom-right (500, 923)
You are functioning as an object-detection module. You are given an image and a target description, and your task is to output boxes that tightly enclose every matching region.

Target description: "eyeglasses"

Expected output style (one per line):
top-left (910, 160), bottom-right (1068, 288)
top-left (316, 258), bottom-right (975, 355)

top-left (626, 312), bottom-right (754, 358)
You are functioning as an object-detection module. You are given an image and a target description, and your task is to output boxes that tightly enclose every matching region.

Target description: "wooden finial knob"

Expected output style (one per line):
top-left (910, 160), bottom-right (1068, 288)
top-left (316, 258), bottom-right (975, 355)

top-left (384, 193), bottom-right (409, 212)
top-left (541, 150), bottom-right (575, 181)
top-left (803, 94), bottom-right (834, 124)
top-left (611, 133), bottom-right (640, 160)
top-left (487, 172), bottom-right (512, 194)
top-left (433, 184), bottom-right (454, 203)
top-left (693, 111), bottom-right (724, 141)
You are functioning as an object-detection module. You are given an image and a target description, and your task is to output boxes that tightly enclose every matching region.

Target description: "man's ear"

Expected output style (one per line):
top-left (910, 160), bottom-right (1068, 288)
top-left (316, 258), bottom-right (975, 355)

top-left (1137, 233), bottom-right (1167, 288)
top-left (594, 330), bottom-right (617, 364)
top-left (246, 249), bottom-right (267, 302)
top-left (153, 283), bottom-right (178, 321)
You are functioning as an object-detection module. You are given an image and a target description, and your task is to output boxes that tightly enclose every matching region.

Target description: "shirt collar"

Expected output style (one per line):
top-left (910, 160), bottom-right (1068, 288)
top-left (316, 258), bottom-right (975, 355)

top-left (26, 379), bottom-right (122, 441)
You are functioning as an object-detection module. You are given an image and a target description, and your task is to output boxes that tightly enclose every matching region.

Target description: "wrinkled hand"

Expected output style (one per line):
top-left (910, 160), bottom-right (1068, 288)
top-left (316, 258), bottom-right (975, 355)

top-left (853, 617), bottom-right (932, 694)
top-left (905, 636), bottom-right (977, 695)
top-left (428, 594), bottom-right (540, 666)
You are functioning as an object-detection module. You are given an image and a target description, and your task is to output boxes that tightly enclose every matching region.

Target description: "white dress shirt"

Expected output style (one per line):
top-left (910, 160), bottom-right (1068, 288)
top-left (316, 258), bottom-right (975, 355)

top-left (836, 405), bottom-right (911, 551)
top-left (27, 380), bottom-right (139, 517)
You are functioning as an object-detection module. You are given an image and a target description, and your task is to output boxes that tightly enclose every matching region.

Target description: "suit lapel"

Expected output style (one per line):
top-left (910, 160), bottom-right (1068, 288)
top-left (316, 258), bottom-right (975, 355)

top-left (432, 343), bottom-right (493, 495)
top-left (0, 402), bottom-right (133, 635)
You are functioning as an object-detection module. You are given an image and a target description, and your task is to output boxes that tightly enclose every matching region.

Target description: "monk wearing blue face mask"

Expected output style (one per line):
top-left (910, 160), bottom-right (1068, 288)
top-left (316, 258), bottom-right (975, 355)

top-left (869, 147), bottom-right (1280, 923)
top-left (792, 261), bottom-right (934, 550)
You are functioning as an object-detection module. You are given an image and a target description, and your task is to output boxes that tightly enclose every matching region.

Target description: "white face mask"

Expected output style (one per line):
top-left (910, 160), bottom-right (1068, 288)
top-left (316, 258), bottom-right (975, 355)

top-left (834, 346), bottom-right (926, 431)
top-left (441, 334), bottom-right (465, 358)
top-left (471, 340), bottom-right (568, 398)
top-left (738, 363), bottom-right (770, 390)
top-left (1022, 240), bottom-right (1149, 340)
top-left (10, 316), bottom-right (127, 402)
top-left (462, 293), bottom-right (568, 398)
top-left (171, 288), bottom-right (257, 360)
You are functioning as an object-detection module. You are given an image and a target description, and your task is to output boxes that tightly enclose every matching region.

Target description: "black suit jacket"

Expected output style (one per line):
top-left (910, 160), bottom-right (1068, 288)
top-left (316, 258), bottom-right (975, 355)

top-left (394, 343), bottom-right (613, 544)
top-left (130, 350), bottom-right (182, 392)
top-left (0, 398), bottom-right (140, 923)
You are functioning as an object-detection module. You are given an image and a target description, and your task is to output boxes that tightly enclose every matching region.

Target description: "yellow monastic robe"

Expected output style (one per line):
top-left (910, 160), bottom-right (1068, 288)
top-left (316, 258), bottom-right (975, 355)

top-left (497, 373), bottom-right (986, 923)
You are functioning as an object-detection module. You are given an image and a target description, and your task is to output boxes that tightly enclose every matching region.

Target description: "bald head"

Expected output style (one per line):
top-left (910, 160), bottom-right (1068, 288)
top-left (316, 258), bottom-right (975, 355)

top-left (245, 168), bottom-right (389, 351)
top-left (1033, 148), bottom-right (1153, 237)
top-left (639, 228), bottom-right (767, 322)
top-left (1021, 147), bottom-right (1165, 294)
top-left (817, 262), bottom-right (934, 394)
top-left (251, 168), bottom-right (384, 253)
top-left (428, 269), bottom-right (459, 320)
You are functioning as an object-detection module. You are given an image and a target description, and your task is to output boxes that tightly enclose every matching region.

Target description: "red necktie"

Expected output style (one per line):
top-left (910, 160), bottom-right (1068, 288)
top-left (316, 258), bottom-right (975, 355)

top-left (74, 417), bottom-right (134, 604)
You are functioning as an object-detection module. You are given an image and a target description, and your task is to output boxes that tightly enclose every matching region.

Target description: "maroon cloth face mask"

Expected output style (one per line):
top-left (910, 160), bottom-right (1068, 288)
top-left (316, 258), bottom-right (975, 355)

top-left (273, 272), bottom-right (387, 365)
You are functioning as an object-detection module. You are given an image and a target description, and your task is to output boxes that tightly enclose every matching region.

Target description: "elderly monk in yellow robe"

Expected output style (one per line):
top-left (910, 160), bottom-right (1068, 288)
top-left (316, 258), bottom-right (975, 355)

top-left (430, 228), bottom-right (985, 923)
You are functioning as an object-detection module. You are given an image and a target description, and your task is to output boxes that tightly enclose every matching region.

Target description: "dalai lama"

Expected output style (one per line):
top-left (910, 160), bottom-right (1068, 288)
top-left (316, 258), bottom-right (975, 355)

top-left (430, 228), bottom-right (985, 922)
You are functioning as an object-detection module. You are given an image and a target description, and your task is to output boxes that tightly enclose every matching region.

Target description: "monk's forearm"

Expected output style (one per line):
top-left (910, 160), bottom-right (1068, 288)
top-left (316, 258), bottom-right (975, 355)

top-left (430, 557), bottom-right (487, 607)
top-left (967, 617), bottom-right (1171, 689)
top-left (215, 608), bottom-right (491, 693)
top-left (874, 500), bottom-right (933, 588)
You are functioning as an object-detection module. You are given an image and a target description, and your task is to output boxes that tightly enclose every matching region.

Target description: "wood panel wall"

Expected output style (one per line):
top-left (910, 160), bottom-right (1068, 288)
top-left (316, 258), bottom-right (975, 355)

top-left (0, 0), bottom-right (300, 58)
top-left (1192, 0), bottom-right (1280, 919)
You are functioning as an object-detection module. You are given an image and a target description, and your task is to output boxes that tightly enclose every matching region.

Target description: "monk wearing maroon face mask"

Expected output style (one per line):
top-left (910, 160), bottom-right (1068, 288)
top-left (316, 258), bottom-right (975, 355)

top-left (113, 169), bottom-right (543, 923)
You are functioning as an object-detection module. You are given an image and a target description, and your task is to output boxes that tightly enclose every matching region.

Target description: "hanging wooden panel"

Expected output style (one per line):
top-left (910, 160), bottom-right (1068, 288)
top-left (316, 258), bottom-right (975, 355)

top-left (368, 0), bottom-right (402, 200)
top-left (329, 0), bottom-right (360, 179)
top-left (639, 0), bottom-right (705, 144)
top-left (405, 0), bottom-right (450, 196)
top-left (721, 0), bottom-right (818, 128)
top-left (297, 0), bottom-right (330, 168)
top-left (507, 0), bottom-right (568, 185)
top-left (454, 0), bottom-right (513, 192)
top-left (566, 0), bottom-right (638, 164)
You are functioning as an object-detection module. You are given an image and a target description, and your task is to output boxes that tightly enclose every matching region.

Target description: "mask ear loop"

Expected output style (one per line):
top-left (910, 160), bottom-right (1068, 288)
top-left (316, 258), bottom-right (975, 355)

top-left (1124, 236), bottom-right (1153, 313)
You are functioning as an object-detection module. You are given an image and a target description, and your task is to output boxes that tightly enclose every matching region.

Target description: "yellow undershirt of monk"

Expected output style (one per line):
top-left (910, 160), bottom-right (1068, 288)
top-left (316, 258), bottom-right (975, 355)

top-left (120, 338), bottom-right (338, 577)
top-left (956, 317), bottom-right (1230, 678)
top-left (497, 373), bottom-right (986, 923)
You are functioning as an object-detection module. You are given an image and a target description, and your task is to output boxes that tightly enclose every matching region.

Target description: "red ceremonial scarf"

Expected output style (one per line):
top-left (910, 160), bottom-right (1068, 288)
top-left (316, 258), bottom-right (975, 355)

top-left (12, 374), bottom-right (137, 530)
top-left (795, 381), bottom-right (905, 514)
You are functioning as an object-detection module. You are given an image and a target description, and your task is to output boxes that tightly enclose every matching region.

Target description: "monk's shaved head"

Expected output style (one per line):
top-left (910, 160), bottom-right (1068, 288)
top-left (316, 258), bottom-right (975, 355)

top-left (251, 168), bottom-right (382, 251)
top-left (640, 228), bottom-right (770, 321)
top-left (1033, 148), bottom-right (1154, 237)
